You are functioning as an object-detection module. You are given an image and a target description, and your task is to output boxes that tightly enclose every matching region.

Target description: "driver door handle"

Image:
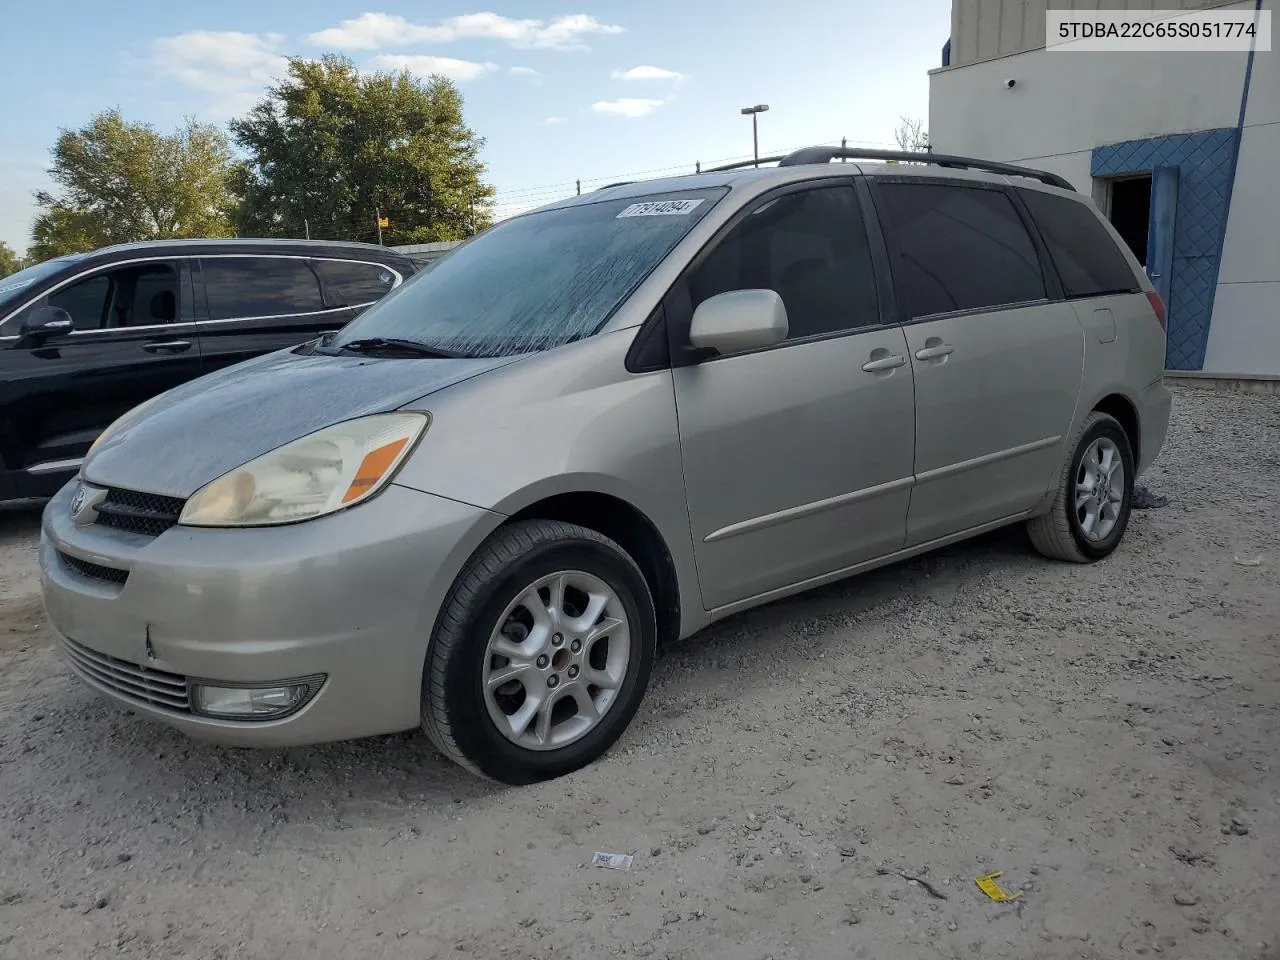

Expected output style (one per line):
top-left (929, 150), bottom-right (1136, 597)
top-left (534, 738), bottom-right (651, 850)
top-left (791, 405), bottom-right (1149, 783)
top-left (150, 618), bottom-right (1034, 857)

top-left (142, 340), bottom-right (193, 354)
top-left (914, 343), bottom-right (954, 361)
top-left (861, 354), bottom-right (907, 373)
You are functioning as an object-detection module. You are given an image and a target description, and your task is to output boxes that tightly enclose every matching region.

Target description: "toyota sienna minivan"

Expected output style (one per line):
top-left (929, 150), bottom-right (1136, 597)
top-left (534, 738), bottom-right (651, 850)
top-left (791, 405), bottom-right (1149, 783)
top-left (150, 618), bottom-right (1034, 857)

top-left (39, 147), bottom-right (1172, 784)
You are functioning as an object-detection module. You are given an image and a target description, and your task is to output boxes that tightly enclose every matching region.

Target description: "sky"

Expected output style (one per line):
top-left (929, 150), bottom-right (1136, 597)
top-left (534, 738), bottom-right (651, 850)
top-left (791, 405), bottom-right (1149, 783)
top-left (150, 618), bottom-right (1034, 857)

top-left (0, 0), bottom-right (952, 253)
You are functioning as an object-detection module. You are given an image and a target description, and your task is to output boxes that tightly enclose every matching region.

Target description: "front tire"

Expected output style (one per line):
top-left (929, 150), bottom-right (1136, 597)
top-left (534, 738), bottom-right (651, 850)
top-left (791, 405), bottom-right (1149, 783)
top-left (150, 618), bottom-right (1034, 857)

top-left (421, 519), bottom-right (656, 785)
top-left (1027, 411), bottom-right (1135, 563)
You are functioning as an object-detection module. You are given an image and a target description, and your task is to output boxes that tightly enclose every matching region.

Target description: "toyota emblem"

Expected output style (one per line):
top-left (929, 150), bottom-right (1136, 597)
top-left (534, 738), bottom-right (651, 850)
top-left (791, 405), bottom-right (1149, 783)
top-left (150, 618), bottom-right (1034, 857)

top-left (70, 483), bottom-right (105, 526)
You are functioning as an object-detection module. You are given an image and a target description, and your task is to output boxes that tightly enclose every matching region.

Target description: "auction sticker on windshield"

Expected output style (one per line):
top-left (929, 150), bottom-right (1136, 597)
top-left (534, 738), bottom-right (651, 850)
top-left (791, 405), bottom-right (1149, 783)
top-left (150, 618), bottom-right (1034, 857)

top-left (616, 199), bottom-right (706, 218)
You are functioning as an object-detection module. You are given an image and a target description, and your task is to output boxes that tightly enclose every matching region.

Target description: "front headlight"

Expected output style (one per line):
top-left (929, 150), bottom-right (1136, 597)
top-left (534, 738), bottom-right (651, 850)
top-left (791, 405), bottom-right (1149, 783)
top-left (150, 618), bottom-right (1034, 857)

top-left (179, 413), bottom-right (429, 527)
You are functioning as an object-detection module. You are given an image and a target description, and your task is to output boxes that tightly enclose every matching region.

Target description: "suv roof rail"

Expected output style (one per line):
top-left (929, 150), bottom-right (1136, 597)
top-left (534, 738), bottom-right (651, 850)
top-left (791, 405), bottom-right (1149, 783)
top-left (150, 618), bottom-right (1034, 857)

top-left (595, 181), bottom-right (637, 191)
top-left (777, 147), bottom-right (1076, 191)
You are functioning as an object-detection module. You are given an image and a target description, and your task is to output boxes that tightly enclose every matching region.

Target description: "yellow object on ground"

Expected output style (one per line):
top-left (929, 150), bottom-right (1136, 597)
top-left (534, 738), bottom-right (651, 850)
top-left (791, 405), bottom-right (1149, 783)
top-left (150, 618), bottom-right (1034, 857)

top-left (975, 871), bottom-right (1021, 903)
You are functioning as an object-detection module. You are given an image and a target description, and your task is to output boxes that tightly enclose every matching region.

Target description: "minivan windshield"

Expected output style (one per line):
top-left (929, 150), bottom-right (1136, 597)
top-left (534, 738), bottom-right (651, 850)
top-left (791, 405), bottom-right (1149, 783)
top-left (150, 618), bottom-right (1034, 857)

top-left (328, 188), bottom-right (726, 358)
top-left (0, 255), bottom-right (84, 315)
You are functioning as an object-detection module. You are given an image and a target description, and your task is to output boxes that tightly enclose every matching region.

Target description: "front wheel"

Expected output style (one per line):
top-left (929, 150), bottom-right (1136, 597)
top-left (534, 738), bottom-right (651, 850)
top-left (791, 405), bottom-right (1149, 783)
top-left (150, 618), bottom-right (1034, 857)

top-left (421, 520), bottom-right (656, 785)
top-left (1027, 411), bottom-right (1135, 563)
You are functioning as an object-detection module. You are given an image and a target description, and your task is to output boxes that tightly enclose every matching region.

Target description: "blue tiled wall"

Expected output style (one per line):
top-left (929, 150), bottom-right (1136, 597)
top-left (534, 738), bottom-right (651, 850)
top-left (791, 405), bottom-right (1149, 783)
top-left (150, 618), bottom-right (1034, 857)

top-left (1091, 129), bottom-right (1239, 371)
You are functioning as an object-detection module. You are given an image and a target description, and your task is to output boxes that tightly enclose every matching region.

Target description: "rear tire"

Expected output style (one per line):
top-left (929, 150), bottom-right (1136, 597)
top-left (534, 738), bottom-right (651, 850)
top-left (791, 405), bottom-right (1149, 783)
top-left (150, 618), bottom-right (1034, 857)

top-left (421, 519), bottom-right (656, 785)
top-left (1027, 411), bottom-right (1135, 563)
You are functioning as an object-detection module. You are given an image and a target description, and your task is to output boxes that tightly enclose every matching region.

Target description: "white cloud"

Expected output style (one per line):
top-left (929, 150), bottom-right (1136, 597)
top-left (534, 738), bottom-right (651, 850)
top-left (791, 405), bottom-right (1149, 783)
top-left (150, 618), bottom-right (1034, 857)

top-left (150, 31), bottom-right (287, 95)
top-left (612, 65), bottom-right (684, 81)
top-left (542, 116), bottom-right (566, 125)
top-left (310, 12), bottom-right (624, 51)
top-left (509, 66), bottom-right (540, 76)
top-left (592, 98), bottom-right (665, 118)
top-left (373, 54), bottom-right (499, 82)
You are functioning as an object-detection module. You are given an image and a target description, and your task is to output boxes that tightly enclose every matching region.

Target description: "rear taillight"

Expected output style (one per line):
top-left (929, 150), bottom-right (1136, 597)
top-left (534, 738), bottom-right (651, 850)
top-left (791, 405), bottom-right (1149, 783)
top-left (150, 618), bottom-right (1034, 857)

top-left (1146, 291), bottom-right (1167, 333)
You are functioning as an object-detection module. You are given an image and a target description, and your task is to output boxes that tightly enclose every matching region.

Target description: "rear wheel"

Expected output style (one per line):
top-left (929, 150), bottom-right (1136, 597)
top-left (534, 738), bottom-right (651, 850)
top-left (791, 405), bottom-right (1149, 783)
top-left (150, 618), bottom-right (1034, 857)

top-left (421, 520), bottom-right (656, 784)
top-left (1027, 411), bottom-right (1135, 563)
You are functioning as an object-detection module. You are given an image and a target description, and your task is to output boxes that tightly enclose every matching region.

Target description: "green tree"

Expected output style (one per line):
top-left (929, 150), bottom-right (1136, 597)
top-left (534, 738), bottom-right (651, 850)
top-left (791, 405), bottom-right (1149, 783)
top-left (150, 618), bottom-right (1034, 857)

top-left (0, 240), bottom-right (24, 277)
top-left (231, 55), bottom-right (494, 245)
top-left (29, 110), bottom-right (236, 260)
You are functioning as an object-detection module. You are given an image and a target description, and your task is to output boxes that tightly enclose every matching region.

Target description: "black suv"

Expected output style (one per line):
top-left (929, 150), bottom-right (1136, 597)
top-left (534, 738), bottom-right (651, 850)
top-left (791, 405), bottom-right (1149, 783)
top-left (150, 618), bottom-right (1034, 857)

top-left (0, 239), bottom-right (417, 502)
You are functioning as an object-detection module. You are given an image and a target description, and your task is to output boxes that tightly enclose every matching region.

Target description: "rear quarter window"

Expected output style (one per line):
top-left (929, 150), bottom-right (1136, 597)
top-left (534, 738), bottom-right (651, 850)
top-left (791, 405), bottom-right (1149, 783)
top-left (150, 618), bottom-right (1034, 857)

top-left (314, 259), bottom-right (399, 307)
top-left (1018, 189), bottom-right (1141, 298)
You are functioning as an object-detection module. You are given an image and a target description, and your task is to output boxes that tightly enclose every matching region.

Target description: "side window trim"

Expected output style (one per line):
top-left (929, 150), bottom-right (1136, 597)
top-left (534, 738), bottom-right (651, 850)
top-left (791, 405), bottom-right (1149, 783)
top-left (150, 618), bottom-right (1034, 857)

top-left (868, 176), bottom-right (1052, 324)
top-left (628, 176), bottom-right (893, 372)
top-left (195, 255), bottom-right (404, 325)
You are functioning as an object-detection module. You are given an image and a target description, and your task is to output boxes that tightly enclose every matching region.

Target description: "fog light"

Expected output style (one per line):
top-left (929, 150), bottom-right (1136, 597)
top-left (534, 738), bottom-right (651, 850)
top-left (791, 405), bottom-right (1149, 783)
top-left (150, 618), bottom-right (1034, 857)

top-left (191, 677), bottom-right (324, 720)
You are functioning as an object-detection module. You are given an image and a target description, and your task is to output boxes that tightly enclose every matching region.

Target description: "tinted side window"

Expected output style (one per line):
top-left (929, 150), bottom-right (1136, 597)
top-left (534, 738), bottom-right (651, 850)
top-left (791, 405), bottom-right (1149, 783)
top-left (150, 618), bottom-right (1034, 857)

top-left (200, 258), bottom-right (326, 321)
top-left (314, 260), bottom-right (398, 307)
top-left (111, 264), bottom-right (179, 327)
top-left (872, 182), bottom-right (1046, 319)
top-left (48, 275), bottom-right (110, 330)
top-left (1018, 189), bottom-right (1141, 298)
top-left (689, 185), bottom-right (880, 340)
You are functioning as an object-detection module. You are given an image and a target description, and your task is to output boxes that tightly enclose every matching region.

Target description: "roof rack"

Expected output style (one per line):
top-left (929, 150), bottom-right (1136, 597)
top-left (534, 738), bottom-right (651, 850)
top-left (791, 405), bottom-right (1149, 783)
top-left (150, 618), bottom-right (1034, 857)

top-left (777, 147), bottom-right (1075, 191)
top-left (702, 155), bottom-right (785, 173)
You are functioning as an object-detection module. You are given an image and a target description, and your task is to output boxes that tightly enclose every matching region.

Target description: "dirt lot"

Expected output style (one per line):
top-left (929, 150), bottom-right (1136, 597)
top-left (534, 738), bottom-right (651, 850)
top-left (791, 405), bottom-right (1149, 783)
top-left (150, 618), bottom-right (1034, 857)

top-left (1, 384), bottom-right (1278, 960)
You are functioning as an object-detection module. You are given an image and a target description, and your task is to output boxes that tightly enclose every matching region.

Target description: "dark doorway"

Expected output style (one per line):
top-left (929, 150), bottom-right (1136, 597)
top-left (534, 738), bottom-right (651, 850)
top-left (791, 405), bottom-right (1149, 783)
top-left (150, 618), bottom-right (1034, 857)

top-left (1108, 175), bottom-right (1152, 267)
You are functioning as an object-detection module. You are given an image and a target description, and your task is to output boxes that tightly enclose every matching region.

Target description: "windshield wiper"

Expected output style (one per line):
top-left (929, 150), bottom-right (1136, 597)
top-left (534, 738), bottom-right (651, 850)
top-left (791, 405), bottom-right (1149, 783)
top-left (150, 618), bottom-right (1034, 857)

top-left (333, 337), bottom-right (470, 359)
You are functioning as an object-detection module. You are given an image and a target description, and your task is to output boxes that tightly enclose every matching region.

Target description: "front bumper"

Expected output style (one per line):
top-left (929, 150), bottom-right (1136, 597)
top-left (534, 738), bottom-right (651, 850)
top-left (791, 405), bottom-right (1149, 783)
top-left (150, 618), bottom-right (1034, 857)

top-left (40, 480), bottom-right (502, 747)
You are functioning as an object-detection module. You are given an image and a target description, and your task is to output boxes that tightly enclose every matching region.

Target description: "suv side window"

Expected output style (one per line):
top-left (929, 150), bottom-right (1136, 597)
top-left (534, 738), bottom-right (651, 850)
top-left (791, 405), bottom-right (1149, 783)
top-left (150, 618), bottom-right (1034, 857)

top-left (871, 182), bottom-right (1047, 320)
top-left (688, 184), bottom-right (880, 341)
top-left (48, 274), bottom-right (111, 330)
top-left (1017, 188), bottom-right (1141, 298)
top-left (5, 262), bottom-right (181, 334)
top-left (314, 259), bottom-right (398, 307)
top-left (200, 257), bottom-right (326, 321)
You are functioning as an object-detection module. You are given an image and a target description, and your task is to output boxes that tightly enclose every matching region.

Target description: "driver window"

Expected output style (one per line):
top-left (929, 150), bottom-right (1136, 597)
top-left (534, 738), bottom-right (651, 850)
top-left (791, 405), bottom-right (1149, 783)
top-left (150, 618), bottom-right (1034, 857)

top-left (12, 263), bottom-right (180, 334)
top-left (687, 185), bottom-right (880, 341)
top-left (48, 275), bottom-right (111, 330)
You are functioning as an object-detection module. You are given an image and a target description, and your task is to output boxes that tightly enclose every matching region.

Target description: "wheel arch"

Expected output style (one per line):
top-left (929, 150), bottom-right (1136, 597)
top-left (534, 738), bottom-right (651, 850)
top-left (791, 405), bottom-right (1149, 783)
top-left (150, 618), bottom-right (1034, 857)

top-left (1091, 392), bottom-right (1141, 464)
top-left (502, 491), bottom-right (683, 648)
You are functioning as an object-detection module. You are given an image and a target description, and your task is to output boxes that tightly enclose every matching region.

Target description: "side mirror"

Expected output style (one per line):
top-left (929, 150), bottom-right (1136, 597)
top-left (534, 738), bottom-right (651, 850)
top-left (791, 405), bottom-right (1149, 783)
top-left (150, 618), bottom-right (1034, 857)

top-left (19, 305), bottom-right (75, 342)
top-left (688, 289), bottom-right (788, 357)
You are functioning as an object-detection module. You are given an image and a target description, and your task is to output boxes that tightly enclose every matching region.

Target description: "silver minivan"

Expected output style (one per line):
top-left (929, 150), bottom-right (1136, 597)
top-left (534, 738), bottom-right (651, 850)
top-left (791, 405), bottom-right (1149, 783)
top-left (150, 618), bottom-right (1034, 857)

top-left (39, 147), bottom-right (1172, 784)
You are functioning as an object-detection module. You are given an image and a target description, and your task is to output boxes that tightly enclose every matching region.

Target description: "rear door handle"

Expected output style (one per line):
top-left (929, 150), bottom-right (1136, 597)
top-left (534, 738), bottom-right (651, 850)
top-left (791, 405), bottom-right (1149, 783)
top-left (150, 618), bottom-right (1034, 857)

top-left (861, 354), bottom-right (907, 373)
top-left (914, 343), bottom-right (954, 361)
top-left (142, 340), bottom-right (193, 354)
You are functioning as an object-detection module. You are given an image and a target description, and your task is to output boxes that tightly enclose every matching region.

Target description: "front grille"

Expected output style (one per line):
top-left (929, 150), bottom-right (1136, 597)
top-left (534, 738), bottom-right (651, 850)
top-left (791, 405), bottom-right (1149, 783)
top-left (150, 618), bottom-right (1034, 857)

top-left (60, 636), bottom-right (191, 714)
top-left (58, 551), bottom-right (129, 586)
top-left (95, 488), bottom-right (185, 537)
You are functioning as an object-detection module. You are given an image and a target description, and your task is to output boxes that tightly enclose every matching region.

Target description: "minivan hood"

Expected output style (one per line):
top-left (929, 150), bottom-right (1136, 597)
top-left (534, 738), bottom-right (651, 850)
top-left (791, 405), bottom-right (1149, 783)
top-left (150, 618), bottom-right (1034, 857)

top-left (84, 348), bottom-right (516, 499)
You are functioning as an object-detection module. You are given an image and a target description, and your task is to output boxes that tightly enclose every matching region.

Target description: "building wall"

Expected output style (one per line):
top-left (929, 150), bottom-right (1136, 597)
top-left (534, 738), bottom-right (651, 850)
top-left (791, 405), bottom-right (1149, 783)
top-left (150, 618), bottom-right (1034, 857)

top-left (931, 0), bottom-right (1275, 374)
top-left (1204, 24), bottom-right (1280, 375)
top-left (950, 0), bottom-right (1240, 67)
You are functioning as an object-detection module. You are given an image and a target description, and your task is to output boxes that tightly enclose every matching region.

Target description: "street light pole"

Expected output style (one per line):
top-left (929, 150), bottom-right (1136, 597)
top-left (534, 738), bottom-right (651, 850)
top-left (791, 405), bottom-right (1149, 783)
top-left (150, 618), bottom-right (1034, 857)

top-left (740, 104), bottom-right (770, 167)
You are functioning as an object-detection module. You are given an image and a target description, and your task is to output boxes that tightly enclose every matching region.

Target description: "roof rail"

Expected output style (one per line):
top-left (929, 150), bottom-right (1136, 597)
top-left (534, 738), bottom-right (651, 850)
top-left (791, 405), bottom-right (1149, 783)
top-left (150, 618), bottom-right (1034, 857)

top-left (702, 155), bottom-right (785, 173)
top-left (777, 147), bottom-right (1075, 191)
top-left (595, 181), bottom-right (637, 191)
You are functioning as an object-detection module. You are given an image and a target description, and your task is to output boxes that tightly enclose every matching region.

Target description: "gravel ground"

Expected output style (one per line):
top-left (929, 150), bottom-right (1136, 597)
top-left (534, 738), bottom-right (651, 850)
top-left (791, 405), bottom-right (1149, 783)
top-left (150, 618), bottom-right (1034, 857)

top-left (1, 384), bottom-right (1278, 960)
